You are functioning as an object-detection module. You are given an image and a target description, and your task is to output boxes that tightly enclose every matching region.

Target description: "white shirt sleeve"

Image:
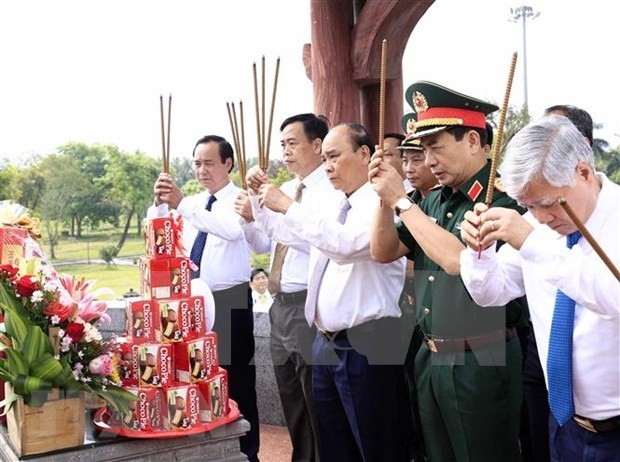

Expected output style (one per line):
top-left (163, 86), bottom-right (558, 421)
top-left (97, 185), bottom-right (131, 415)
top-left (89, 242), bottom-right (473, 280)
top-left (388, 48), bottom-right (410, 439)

top-left (283, 198), bottom-right (371, 265)
top-left (459, 243), bottom-right (526, 307)
top-left (520, 231), bottom-right (620, 316)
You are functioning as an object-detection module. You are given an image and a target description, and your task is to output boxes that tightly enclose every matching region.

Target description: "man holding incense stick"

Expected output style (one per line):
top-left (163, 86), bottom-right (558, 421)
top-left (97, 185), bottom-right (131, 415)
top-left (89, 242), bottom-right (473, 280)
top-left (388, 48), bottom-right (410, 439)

top-left (149, 134), bottom-right (267, 462)
top-left (254, 122), bottom-right (409, 461)
top-left (369, 81), bottom-right (527, 461)
top-left (243, 113), bottom-right (329, 462)
top-left (460, 115), bottom-right (620, 461)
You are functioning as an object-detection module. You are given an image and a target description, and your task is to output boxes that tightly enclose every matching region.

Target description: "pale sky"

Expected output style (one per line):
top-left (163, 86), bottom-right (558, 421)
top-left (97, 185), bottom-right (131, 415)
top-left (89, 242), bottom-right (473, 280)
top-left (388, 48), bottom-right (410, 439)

top-left (1, 0), bottom-right (618, 166)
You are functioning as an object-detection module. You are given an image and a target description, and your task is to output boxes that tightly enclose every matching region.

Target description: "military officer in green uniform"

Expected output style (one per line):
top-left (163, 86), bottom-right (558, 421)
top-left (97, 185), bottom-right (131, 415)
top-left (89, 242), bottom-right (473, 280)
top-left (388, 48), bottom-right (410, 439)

top-left (368, 81), bottom-right (526, 462)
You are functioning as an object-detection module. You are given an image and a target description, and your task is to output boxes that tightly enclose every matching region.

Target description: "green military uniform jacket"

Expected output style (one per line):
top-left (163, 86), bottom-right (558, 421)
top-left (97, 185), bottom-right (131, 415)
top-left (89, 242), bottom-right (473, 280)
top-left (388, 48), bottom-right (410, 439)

top-left (397, 161), bottom-right (528, 338)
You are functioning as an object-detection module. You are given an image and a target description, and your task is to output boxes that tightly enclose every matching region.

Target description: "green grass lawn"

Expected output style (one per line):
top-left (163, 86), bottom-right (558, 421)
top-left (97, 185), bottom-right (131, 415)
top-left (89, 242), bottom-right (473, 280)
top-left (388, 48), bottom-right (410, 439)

top-left (56, 264), bottom-right (140, 300)
top-left (45, 231), bottom-right (146, 262)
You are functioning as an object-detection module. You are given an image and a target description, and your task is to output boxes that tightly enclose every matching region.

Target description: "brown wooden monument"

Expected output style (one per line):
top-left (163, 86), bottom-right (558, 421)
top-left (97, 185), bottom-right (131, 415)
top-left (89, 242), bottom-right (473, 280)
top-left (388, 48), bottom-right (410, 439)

top-left (303, 0), bottom-right (435, 139)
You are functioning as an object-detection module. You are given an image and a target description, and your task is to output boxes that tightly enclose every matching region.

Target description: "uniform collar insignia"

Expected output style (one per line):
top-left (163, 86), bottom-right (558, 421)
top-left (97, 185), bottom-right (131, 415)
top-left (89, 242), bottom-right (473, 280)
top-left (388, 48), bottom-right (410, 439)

top-left (467, 180), bottom-right (484, 202)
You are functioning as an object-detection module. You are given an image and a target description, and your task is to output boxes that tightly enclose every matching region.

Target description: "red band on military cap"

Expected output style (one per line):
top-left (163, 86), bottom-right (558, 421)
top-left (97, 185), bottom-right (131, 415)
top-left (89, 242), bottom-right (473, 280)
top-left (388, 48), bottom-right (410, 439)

top-left (418, 107), bottom-right (486, 129)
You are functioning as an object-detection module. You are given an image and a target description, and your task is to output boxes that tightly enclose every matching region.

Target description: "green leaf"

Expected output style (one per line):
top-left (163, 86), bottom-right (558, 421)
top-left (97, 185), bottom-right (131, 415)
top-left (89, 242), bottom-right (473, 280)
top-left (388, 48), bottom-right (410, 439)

top-left (21, 324), bottom-right (52, 364)
top-left (3, 311), bottom-right (28, 346)
top-left (0, 390), bottom-right (20, 416)
top-left (14, 374), bottom-right (53, 407)
top-left (4, 348), bottom-right (28, 376)
top-left (29, 354), bottom-right (64, 382)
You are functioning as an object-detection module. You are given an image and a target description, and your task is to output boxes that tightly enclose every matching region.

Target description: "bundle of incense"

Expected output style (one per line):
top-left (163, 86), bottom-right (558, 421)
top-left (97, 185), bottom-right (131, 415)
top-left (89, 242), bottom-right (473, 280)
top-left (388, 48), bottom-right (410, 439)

top-left (252, 56), bottom-right (280, 172)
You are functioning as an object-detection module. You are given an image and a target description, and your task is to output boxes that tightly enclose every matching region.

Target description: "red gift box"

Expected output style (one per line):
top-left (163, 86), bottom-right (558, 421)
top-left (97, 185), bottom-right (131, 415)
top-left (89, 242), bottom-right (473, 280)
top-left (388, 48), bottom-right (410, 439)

top-left (164, 383), bottom-right (200, 431)
top-left (197, 368), bottom-right (229, 423)
top-left (137, 343), bottom-right (174, 388)
top-left (173, 334), bottom-right (218, 383)
top-left (127, 299), bottom-right (162, 344)
top-left (146, 217), bottom-right (177, 260)
top-left (139, 257), bottom-right (191, 300)
top-left (121, 386), bottom-right (166, 432)
top-left (0, 227), bottom-right (28, 266)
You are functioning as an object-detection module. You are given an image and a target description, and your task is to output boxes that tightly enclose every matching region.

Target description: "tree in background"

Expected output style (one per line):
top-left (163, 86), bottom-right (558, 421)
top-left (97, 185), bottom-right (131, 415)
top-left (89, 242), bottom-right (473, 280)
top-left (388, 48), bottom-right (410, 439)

top-left (38, 154), bottom-right (90, 259)
top-left (101, 150), bottom-right (160, 254)
top-left (58, 142), bottom-right (119, 237)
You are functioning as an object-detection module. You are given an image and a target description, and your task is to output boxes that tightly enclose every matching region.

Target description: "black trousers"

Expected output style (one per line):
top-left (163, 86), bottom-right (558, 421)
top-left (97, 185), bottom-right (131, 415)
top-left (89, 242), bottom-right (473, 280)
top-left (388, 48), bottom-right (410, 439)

top-left (212, 282), bottom-right (260, 462)
top-left (270, 292), bottom-right (319, 462)
top-left (312, 317), bottom-right (409, 462)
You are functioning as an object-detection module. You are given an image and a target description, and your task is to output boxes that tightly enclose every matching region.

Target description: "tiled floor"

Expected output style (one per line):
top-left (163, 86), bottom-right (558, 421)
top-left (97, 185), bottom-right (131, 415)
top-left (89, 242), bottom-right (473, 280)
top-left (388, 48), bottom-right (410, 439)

top-left (258, 424), bottom-right (292, 461)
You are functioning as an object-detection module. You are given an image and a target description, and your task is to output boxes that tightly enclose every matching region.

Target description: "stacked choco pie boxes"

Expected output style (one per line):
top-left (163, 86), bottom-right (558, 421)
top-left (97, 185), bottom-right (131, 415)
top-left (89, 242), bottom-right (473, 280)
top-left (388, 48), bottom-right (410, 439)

top-left (112, 216), bottom-right (229, 433)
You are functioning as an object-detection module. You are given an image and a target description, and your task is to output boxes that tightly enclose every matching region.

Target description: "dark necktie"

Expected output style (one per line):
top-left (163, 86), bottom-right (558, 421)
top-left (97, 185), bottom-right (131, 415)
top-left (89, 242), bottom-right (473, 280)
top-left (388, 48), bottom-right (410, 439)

top-left (189, 195), bottom-right (217, 280)
top-left (304, 197), bottom-right (351, 326)
top-left (547, 230), bottom-right (582, 425)
top-left (267, 182), bottom-right (305, 294)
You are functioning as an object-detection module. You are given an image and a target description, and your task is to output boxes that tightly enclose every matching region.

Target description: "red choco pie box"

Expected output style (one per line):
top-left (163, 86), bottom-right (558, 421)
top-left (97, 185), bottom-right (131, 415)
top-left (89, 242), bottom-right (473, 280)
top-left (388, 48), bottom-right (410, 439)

top-left (121, 386), bottom-right (166, 432)
top-left (160, 296), bottom-right (207, 343)
top-left (127, 299), bottom-right (162, 344)
top-left (140, 257), bottom-right (191, 300)
top-left (160, 300), bottom-right (183, 343)
top-left (169, 257), bottom-right (191, 298)
top-left (139, 257), bottom-right (171, 300)
top-left (118, 341), bottom-right (138, 386)
top-left (146, 217), bottom-right (177, 259)
top-left (173, 333), bottom-right (218, 383)
top-left (137, 343), bottom-right (174, 388)
top-left (164, 384), bottom-right (200, 431)
top-left (0, 227), bottom-right (27, 266)
top-left (184, 296), bottom-right (207, 339)
top-left (197, 368), bottom-right (229, 423)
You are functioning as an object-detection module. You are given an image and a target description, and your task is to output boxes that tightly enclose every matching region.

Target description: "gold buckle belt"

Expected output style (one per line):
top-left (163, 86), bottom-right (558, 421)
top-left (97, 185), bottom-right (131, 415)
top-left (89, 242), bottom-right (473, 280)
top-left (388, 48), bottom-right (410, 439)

top-left (318, 329), bottom-right (344, 342)
top-left (573, 414), bottom-right (620, 433)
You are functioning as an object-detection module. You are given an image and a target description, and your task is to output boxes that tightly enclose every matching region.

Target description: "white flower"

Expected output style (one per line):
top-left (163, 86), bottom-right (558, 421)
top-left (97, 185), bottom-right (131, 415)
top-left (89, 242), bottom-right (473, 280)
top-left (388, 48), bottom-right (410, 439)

top-left (40, 265), bottom-right (54, 279)
top-left (61, 335), bottom-right (72, 352)
top-left (83, 323), bottom-right (102, 343)
top-left (78, 350), bottom-right (84, 359)
top-left (30, 290), bottom-right (44, 303)
top-left (51, 315), bottom-right (61, 325)
top-left (43, 280), bottom-right (58, 292)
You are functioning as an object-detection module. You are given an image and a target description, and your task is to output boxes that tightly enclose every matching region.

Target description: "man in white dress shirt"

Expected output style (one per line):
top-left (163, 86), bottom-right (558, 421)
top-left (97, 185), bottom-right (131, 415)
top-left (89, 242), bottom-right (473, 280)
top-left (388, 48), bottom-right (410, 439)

top-left (459, 115), bottom-right (620, 461)
top-left (255, 122), bottom-right (409, 461)
top-left (150, 135), bottom-right (264, 462)
top-left (245, 113), bottom-right (329, 461)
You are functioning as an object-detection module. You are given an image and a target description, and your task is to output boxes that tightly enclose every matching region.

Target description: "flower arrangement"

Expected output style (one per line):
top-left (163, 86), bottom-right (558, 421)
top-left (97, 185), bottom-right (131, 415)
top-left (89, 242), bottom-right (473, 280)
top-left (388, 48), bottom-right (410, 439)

top-left (0, 259), bottom-right (136, 413)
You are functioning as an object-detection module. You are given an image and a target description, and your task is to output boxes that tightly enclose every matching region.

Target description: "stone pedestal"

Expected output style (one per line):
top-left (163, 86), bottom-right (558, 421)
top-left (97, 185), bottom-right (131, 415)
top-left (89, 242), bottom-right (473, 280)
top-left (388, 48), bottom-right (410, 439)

top-left (0, 411), bottom-right (250, 462)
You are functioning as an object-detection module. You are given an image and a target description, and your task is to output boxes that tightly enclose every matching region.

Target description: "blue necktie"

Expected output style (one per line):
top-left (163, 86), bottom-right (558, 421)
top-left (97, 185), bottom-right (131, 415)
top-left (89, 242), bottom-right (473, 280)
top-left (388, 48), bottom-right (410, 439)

top-left (547, 230), bottom-right (582, 426)
top-left (304, 198), bottom-right (351, 326)
top-left (189, 195), bottom-right (217, 279)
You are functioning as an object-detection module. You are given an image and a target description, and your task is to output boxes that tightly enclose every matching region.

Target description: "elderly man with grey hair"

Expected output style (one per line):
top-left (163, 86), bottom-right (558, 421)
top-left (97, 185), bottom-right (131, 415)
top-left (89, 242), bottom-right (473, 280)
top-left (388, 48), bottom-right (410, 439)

top-left (459, 114), bottom-right (620, 461)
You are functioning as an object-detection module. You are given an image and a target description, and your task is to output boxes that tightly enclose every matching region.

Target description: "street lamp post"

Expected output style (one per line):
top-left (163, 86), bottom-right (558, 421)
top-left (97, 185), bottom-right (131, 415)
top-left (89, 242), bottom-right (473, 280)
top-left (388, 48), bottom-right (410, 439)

top-left (509, 5), bottom-right (540, 113)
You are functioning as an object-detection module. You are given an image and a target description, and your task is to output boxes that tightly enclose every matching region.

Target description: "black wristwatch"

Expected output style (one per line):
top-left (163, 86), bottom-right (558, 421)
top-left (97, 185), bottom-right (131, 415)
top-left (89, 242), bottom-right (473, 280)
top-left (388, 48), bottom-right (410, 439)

top-left (394, 197), bottom-right (414, 216)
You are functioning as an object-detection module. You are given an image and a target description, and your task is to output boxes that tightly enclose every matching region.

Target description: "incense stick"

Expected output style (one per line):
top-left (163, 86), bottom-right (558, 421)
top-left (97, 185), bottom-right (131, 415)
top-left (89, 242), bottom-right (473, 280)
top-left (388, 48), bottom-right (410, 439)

top-left (558, 198), bottom-right (620, 281)
top-left (159, 95), bottom-right (167, 173)
top-left (265, 57), bottom-right (281, 168)
top-left (240, 100), bottom-right (247, 182)
top-left (261, 56), bottom-right (266, 171)
top-left (485, 52), bottom-right (518, 205)
top-left (166, 94), bottom-right (172, 173)
top-left (378, 39), bottom-right (388, 150)
top-left (252, 62), bottom-right (263, 170)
